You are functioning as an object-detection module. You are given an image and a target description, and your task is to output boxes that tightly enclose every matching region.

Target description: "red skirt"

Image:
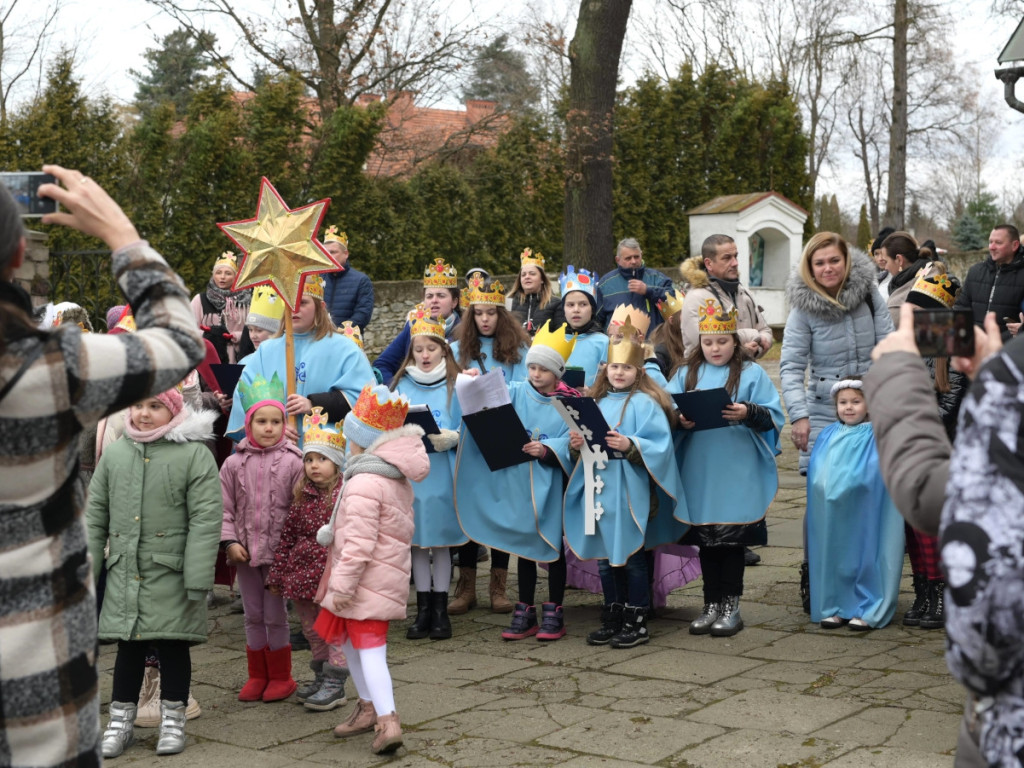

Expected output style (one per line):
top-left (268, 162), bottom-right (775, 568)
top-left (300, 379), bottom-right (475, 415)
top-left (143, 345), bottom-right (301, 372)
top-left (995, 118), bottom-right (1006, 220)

top-left (313, 609), bottom-right (389, 649)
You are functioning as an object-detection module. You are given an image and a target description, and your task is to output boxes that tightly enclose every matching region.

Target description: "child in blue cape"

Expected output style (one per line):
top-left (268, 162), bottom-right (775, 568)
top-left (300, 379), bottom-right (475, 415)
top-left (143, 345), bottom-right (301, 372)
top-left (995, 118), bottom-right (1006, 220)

top-left (454, 321), bottom-right (576, 641)
top-left (564, 319), bottom-right (684, 648)
top-left (556, 266), bottom-right (607, 390)
top-left (668, 300), bottom-right (783, 638)
top-left (389, 311), bottom-right (465, 640)
top-left (449, 272), bottom-right (532, 615)
top-left (806, 380), bottom-right (904, 630)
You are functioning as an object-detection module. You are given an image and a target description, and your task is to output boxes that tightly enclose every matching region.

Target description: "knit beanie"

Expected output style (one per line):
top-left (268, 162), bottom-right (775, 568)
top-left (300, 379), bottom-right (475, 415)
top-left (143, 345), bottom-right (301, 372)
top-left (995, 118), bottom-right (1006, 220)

top-left (155, 387), bottom-right (184, 416)
top-left (343, 384), bottom-right (411, 449)
top-left (525, 344), bottom-right (567, 378)
top-left (106, 304), bottom-right (126, 330)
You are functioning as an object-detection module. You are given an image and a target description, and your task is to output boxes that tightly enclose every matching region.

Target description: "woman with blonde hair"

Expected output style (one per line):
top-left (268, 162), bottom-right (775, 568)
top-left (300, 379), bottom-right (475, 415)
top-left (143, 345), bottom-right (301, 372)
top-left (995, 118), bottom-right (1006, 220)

top-left (780, 232), bottom-right (893, 610)
top-left (506, 247), bottom-right (559, 335)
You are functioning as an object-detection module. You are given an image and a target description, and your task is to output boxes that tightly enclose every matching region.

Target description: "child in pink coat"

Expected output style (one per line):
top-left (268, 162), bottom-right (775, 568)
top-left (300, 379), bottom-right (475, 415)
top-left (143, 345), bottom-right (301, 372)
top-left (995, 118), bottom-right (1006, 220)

top-left (220, 373), bottom-right (304, 702)
top-left (314, 385), bottom-right (429, 755)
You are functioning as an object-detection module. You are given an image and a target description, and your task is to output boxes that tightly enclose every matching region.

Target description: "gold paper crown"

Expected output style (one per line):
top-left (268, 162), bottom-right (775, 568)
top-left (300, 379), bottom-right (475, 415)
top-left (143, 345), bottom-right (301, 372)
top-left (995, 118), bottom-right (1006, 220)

top-left (519, 247), bottom-right (545, 270)
top-left (697, 299), bottom-right (738, 335)
top-left (463, 270), bottom-right (505, 306)
top-left (351, 384), bottom-right (410, 433)
top-left (409, 306), bottom-right (447, 342)
top-left (531, 320), bottom-right (577, 362)
top-left (214, 251), bottom-right (239, 271)
top-left (607, 316), bottom-right (646, 368)
top-left (909, 272), bottom-right (957, 308)
top-left (299, 272), bottom-right (325, 301)
top-left (423, 258), bottom-right (458, 288)
top-left (609, 304), bottom-right (651, 339)
top-left (303, 406), bottom-right (346, 453)
top-left (324, 225), bottom-right (349, 246)
top-left (339, 321), bottom-right (363, 348)
top-left (657, 289), bottom-right (685, 321)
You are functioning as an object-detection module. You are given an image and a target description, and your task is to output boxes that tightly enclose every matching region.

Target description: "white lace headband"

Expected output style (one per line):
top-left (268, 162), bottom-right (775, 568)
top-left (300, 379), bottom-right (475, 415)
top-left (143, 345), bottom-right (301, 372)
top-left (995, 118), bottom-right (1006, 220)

top-left (831, 379), bottom-right (864, 399)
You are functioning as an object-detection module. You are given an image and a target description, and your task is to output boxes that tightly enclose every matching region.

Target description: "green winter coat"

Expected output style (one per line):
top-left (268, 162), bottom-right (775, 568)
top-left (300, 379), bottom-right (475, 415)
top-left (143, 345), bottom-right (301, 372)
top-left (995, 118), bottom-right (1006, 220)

top-left (86, 409), bottom-right (223, 643)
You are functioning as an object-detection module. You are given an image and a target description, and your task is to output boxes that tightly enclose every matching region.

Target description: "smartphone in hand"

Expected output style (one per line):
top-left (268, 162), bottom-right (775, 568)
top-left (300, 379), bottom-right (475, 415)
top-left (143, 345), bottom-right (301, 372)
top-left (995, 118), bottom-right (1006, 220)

top-left (913, 308), bottom-right (974, 357)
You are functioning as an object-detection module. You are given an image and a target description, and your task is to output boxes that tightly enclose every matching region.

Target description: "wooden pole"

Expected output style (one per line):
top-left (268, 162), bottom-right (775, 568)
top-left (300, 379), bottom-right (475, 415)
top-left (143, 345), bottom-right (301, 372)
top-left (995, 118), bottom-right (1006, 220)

top-left (284, 310), bottom-right (299, 436)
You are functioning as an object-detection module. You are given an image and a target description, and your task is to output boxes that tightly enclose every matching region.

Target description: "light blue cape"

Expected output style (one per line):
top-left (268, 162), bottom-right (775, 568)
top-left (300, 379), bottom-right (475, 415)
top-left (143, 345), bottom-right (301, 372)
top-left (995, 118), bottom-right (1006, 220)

top-left (454, 381), bottom-right (570, 562)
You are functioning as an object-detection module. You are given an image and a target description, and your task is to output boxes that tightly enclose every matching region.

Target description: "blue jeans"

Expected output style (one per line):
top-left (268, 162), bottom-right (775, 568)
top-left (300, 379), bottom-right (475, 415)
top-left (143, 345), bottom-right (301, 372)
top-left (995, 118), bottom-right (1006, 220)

top-left (598, 550), bottom-right (650, 608)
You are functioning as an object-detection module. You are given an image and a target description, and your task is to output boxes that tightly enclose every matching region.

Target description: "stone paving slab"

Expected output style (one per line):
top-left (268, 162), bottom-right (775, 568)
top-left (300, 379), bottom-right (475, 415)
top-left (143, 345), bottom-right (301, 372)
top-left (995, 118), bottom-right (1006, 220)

top-left (673, 728), bottom-right (847, 768)
top-left (686, 688), bottom-right (868, 735)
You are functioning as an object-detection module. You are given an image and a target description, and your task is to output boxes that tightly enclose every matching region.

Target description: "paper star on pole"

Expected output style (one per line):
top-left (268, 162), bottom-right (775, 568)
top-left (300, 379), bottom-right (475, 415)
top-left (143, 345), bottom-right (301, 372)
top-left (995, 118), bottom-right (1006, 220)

top-left (217, 177), bottom-right (341, 311)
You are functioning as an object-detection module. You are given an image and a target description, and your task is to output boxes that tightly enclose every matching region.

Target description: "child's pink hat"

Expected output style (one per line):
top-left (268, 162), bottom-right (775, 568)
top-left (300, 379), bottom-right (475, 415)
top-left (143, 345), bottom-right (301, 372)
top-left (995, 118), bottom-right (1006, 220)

top-left (155, 387), bottom-right (184, 416)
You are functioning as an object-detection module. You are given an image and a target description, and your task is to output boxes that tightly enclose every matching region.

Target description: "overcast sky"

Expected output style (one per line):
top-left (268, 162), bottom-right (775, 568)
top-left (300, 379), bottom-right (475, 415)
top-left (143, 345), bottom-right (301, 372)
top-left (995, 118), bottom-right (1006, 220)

top-left (37, 0), bottom-right (1024, 219)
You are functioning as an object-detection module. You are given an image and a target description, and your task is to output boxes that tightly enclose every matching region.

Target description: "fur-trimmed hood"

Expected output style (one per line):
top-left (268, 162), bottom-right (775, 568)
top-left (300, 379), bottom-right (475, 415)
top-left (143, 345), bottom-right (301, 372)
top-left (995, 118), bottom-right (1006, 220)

top-left (679, 255), bottom-right (711, 290)
top-left (786, 249), bottom-right (877, 323)
top-left (163, 407), bottom-right (219, 444)
top-left (358, 424), bottom-right (430, 483)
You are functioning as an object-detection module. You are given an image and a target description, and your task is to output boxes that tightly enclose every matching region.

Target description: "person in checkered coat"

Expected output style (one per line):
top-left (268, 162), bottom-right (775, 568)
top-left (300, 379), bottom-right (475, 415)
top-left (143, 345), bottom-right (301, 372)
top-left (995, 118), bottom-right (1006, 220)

top-left (0, 165), bottom-right (204, 768)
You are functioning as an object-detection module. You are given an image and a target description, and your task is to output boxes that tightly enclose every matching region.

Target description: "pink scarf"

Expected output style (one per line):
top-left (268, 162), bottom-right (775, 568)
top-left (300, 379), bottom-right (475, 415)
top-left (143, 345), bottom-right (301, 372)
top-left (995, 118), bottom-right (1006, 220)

top-left (124, 408), bottom-right (188, 443)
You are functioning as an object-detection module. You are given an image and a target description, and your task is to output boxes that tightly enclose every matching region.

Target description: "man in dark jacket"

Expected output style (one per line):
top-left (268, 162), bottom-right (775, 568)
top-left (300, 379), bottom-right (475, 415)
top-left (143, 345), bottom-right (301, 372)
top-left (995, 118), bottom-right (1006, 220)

top-left (953, 224), bottom-right (1024, 341)
top-left (594, 237), bottom-right (673, 331)
top-left (322, 229), bottom-right (374, 330)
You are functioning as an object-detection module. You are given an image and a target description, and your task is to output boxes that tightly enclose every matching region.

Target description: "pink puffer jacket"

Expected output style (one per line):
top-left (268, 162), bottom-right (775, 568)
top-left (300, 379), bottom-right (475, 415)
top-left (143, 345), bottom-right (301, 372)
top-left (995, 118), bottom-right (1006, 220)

top-left (220, 437), bottom-right (304, 566)
top-left (315, 427), bottom-right (429, 621)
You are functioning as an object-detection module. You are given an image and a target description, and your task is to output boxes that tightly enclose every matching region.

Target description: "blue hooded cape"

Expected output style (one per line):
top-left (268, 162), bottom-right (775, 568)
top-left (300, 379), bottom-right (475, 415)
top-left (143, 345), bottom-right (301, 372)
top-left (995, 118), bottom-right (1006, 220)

top-left (564, 390), bottom-right (686, 565)
top-left (453, 381), bottom-right (570, 562)
top-left (227, 331), bottom-right (374, 441)
top-left (668, 361), bottom-right (783, 525)
top-left (807, 421), bottom-right (904, 627)
top-left (565, 331), bottom-right (608, 387)
top-left (393, 372), bottom-right (467, 548)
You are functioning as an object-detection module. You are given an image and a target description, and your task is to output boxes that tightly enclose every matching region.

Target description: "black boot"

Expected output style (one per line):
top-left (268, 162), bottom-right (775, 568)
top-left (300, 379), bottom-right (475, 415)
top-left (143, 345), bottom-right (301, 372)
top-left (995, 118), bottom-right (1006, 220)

top-left (428, 590), bottom-right (452, 640)
top-left (919, 580), bottom-right (945, 629)
top-left (799, 562), bottom-right (811, 614)
top-left (406, 592), bottom-right (432, 639)
top-left (610, 605), bottom-right (650, 648)
top-left (902, 574), bottom-right (929, 626)
top-left (586, 603), bottom-right (624, 646)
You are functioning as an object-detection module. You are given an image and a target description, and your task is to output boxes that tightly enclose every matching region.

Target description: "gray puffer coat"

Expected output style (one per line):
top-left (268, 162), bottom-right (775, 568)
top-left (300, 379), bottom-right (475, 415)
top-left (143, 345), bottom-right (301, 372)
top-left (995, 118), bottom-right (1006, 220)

top-left (780, 251), bottom-right (894, 470)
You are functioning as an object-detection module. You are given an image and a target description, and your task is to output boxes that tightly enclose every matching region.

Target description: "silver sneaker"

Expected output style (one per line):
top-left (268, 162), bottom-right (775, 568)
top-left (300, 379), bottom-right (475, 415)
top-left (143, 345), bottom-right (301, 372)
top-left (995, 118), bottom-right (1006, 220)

top-left (688, 602), bottom-right (721, 635)
top-left (710, 595), bottom-right (744, 637)
top-left (155, 700), bottom-right (187, 755)
top-left (101, 701), bottom-right (137, 758)
top-left (303, 664), bottom-right (349, 711)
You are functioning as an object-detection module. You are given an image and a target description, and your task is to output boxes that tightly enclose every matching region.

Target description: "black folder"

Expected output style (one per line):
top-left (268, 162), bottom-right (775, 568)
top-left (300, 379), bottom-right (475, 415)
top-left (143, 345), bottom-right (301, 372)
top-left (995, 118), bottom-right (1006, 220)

top-left (209, 363), bottom-right (245, 396)
top-left (555, 396), bottom-right (624, 459)
top-left (461, 404), bottom-right (532, 471)
top-left (563, 366), bottom-right (586, 390)
top-left (404, 407), bottom-right (441, 453)
top-left (671, 388), bottom-right (733, 431)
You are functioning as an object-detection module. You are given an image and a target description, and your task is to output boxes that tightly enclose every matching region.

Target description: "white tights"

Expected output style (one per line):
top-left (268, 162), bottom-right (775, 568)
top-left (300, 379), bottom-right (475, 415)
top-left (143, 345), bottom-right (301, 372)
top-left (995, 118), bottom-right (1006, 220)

top-left (341, 640), bottom-right (395, 716)
top-left (410, 547), bottom-right (452, 593)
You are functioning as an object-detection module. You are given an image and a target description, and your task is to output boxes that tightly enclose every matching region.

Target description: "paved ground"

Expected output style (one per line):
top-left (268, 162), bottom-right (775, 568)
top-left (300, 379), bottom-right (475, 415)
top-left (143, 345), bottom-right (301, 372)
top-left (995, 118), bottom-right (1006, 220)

top-left (99, 360), bottom-right (959, 767)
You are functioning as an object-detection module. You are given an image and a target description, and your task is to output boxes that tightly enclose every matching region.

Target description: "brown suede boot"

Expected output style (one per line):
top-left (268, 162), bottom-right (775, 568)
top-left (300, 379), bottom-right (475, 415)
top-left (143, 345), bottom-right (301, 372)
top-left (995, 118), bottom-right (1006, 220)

top-left (489, 568), bottom-right (513, 614)
top-left (447, 568), bottom-right (477, 615)
top-left (333, 698), bottom-right (377, 738)
top-left (371, 712), bottom-right (403, 754)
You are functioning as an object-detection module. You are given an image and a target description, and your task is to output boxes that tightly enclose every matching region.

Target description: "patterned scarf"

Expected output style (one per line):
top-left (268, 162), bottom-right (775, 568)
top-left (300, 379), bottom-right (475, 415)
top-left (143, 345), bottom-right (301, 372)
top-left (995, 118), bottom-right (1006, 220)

top-left (205, 279), bottom-right (252, 312)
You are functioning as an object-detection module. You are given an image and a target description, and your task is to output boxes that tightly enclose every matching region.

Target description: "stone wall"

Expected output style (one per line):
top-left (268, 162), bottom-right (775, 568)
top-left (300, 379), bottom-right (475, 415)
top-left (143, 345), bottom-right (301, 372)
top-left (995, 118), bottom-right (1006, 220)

top-left (361, 273), bottom-right (516, 358)
top-left (11, 230), bottom-right (50, 307)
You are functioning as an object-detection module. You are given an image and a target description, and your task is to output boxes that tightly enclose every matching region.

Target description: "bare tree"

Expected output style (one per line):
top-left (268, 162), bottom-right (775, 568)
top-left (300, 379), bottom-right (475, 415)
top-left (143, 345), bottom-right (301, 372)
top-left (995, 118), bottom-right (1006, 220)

top-left (0, 0), bottom-right (62, 126)
top-left (563, 0), bottom-right (631, 275)
top-left (143, 0), bottom-right (482, 122)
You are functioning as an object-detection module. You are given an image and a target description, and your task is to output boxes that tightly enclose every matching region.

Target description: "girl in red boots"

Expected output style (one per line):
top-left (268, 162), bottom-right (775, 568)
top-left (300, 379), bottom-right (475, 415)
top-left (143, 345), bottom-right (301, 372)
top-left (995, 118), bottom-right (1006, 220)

top-left (220, 373), bottom-right (304, 702)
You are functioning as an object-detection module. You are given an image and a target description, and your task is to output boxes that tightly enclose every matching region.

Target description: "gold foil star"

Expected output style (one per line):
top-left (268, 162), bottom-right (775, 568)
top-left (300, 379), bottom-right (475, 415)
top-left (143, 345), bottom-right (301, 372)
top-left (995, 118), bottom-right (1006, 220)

top-left (217, 177), bottom-right (341, 311)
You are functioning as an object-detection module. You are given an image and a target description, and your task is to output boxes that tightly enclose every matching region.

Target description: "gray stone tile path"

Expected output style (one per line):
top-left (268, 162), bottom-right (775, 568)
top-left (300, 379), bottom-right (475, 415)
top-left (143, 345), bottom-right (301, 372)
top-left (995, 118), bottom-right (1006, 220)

top-left (99, 359), bottom-right (958, 766)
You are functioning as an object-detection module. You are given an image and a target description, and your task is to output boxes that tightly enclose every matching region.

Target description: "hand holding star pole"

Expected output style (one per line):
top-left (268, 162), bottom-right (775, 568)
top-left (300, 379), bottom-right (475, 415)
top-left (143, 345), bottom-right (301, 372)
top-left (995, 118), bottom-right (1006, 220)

top-left (218, 178), bottom-right (341, 433)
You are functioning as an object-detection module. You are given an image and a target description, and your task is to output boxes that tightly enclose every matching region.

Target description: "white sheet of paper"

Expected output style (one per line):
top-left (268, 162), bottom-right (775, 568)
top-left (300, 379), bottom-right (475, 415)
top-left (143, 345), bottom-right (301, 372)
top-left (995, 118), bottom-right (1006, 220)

top-left (455, 369), bottom-right (512, 415)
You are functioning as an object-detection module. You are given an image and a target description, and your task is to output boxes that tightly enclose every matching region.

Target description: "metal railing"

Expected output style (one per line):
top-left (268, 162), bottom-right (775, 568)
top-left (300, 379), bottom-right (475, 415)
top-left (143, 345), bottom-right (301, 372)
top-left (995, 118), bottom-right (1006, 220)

top-left (49, 250), bottom-right (121, 328)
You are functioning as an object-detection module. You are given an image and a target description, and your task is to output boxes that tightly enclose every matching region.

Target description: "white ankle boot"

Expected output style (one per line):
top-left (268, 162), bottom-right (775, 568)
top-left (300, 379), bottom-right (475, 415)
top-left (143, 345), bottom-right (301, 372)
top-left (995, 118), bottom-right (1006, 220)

top-left (155, 700), bottom-right (187, 755)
